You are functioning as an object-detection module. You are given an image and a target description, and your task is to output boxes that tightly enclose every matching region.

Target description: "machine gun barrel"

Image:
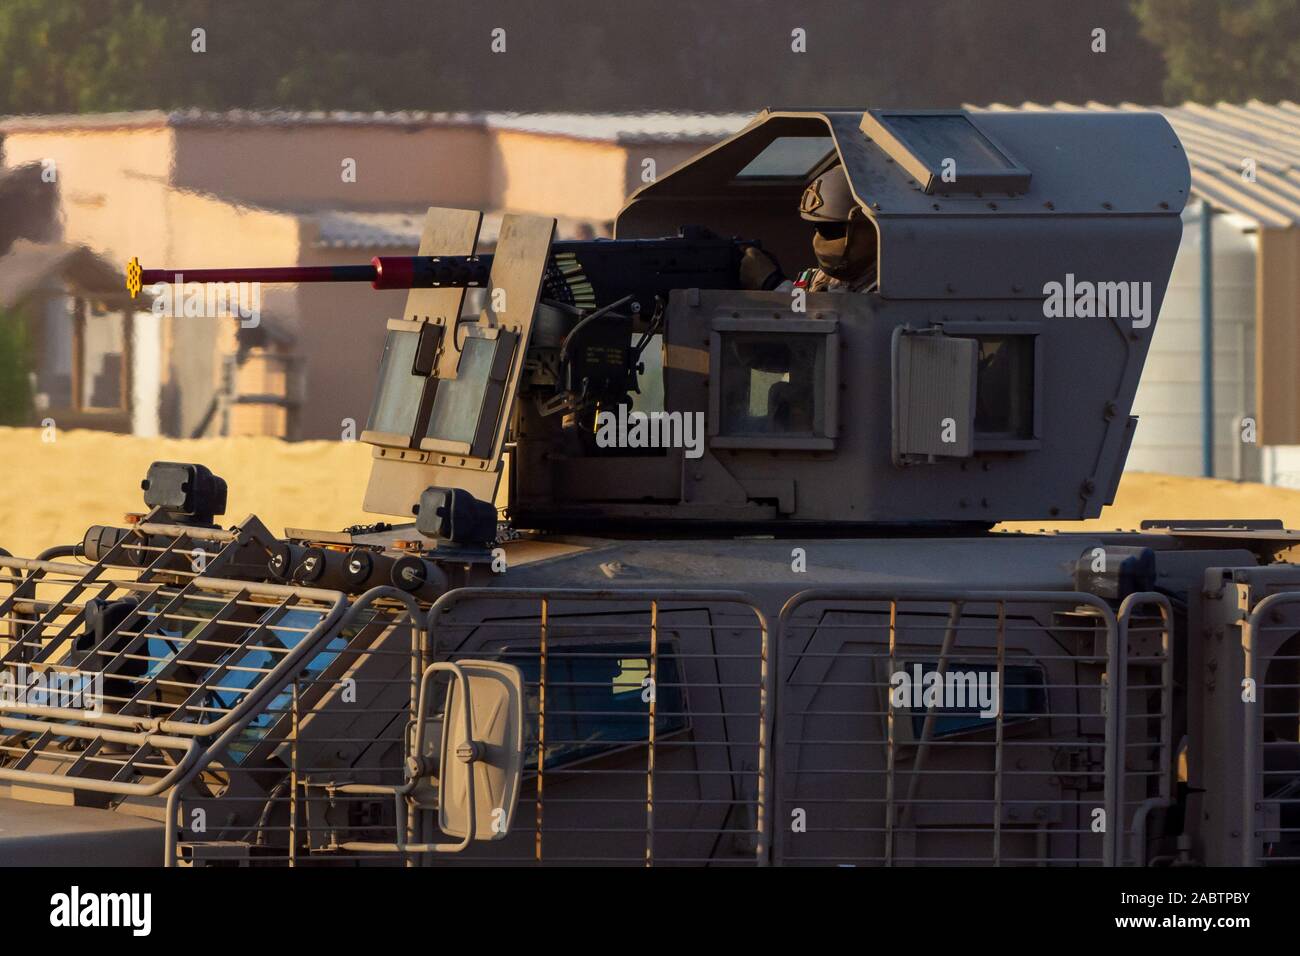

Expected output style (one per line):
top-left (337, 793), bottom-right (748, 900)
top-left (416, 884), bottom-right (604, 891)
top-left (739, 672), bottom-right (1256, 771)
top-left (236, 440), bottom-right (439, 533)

top-left (126, 234), bottom-right (760, 313)
top-left (131, 257), bottom-right (490, 294)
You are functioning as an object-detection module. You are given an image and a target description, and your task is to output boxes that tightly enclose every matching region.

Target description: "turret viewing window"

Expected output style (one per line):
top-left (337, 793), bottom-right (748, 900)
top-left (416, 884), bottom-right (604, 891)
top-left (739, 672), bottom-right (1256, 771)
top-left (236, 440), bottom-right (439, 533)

top-left (861, 109), bottom-right (1031, 195)
top-left (735, 136), bottom-right (834, 180)
top-left (708, 317), bottom-right (839, 451)
top-left (892, 324), bottom-right (1041, 460)
top-left (940, 324), bottom-right (1041, 452)
top-left (974, 335), bottom-right (1037, 444)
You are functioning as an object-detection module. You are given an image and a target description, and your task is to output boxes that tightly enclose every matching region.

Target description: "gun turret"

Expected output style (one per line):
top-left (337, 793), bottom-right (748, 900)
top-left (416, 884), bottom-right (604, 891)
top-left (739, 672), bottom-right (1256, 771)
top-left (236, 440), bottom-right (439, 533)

top-left (121, 104), bottom-right (1190, 533)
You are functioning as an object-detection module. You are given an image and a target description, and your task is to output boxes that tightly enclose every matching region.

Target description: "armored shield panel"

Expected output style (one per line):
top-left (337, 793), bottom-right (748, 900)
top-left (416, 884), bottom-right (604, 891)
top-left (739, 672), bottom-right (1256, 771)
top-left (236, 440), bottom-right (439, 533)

top-left (362, 207), bottom-right (482, 448)
top-left (365, 213), bottom-right (555, 515)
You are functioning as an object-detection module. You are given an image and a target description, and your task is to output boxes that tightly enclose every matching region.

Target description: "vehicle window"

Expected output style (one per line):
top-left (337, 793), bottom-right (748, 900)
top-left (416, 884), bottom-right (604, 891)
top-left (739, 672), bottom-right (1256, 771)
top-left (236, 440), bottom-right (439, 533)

top-left (219, 606), bottom-right (366, 763)
top-left (877, 114), bottom-right (1015, 173)
top-left (900, 661), bottom-right (1047, 738)
top-left (365, 329), bottom-right (424, 438)
top-left (425, 334), bottom-right (496, 444)
top-left (736, 136), bottom-right (834, 179)
top-left (499, 641), bottom-right (688, 769)
top-left (719, 332), bottom-right (824, 436)
top-left (629, 333), bottom-right (664, 414)
top-left (974, 336), bottom-right (1035, 440)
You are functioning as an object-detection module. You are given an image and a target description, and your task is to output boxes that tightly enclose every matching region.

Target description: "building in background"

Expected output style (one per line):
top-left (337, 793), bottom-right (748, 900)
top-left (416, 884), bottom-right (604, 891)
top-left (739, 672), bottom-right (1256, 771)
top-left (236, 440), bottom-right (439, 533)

top-left (0, 162), bottom-right (147, 433)
top-left (0, 239), bottom-right (144, 433)
top-left (0, 110), bottom-right (743, 439)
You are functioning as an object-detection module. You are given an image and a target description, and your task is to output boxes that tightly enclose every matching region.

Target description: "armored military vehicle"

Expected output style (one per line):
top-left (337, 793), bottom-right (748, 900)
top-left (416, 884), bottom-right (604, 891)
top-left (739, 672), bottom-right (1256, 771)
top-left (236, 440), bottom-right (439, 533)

top-left (1, 107), bottom-right (1296, 868)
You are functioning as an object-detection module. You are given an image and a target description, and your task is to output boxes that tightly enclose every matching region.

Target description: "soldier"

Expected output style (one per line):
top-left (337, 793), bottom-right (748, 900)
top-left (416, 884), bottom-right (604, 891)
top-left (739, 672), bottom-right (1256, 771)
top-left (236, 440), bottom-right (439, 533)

top-left (739, 162), bottom-right (879, 294)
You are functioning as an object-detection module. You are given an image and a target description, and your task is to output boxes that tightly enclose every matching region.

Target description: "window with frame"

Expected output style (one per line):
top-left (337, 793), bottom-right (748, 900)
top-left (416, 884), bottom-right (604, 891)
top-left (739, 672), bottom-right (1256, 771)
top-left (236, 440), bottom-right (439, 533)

top-left (898, 661), bottom-right (1048, 739)
top-left (500, 641), bottom-right (688, 769)
top-left (709, 319), bottom-right (838, 451)
top-left (425, 334), bottom-right (497, 445)
top-left (909, 324), bottom-right (1040, 454)
top-left (973, 334), bottom-right (1037, 446)
top-left (734, 136), bottom-right (835, 180)
top-left (364, 326), bottom-right (425, 440)
top-left (362, 317), bottom-right (515, 457)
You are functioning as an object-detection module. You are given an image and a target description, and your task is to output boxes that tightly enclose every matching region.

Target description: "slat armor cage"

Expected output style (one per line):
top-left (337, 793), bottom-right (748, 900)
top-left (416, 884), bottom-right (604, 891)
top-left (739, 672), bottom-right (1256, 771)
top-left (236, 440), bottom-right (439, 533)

top-left (0, 529), bottom-right (1197, 867)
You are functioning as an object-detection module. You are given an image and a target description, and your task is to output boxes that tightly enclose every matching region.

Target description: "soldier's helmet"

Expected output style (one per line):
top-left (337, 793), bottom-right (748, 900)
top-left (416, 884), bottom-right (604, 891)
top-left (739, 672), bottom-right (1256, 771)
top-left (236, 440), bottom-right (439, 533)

top-left (799, 163), bottom-right (877, 281)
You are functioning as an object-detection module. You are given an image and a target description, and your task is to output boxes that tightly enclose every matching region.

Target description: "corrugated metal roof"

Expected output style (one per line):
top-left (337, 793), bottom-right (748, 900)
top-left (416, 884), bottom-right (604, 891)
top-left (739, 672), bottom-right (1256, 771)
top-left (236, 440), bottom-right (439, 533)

top-left (0, 109), bottom-right (483, 133)
top-left (484, 112), bottom-right (750, 144)
top-left (972, 100), bottom-right (1300, 228)
top-left (0, 109), bottom-right (750, 144)
top-left (310, 210), bottom-right (428, 249)
top-left (306, 209), bottom-right (613, 249)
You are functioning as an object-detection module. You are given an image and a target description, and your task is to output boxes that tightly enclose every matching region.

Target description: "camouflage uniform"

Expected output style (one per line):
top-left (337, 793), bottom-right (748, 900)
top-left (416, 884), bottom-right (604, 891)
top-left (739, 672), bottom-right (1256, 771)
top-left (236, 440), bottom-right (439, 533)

top-left (794, 265), bottom-right (878, 294)
top-left (778, 265), bottom-right (877, 294)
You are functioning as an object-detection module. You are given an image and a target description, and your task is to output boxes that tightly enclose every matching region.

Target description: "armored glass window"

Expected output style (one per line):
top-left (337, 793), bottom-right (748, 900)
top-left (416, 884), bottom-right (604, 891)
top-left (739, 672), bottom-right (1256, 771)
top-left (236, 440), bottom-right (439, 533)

top-left (974, 335), bottom-right (1039, 447)
top-left (426, 336), bottom-right (496, 445)
top-left (902, 324), bottom-right (1041, 455)
top-left (883, 115), bottom-right (1011, 172)
top-left (721, 335), bottom-right (819, 432)
top-left (364, 326), bottom-right (426, 443)
top-left (422, 329), bottom-right (517, 458)
top-left (224, 608), bottom-right (359, 764)
top-left (710, 320), bottom-right (838, 451)
top-left (494, 642), bottom-right (687, 770)
top-left (629, 332), bottom-right (665, 414)
top-left (972, 335), bottom-right (1040, 455)
top-left (861, 110), bottom-right (1031, 194)
top-left (736, 136), bottom-right (834, 179)
top-left (897, 662), bottom-right (1048, 740)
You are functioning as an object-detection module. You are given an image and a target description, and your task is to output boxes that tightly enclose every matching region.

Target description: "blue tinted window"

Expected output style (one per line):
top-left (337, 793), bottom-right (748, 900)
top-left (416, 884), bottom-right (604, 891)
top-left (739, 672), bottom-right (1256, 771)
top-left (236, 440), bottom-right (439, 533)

top-left (218, 608), bottom-right (369, 762)
top-left (903, 662), bottom-right (1047, 738)
top-left (500, 642), bottom-right (688, 768)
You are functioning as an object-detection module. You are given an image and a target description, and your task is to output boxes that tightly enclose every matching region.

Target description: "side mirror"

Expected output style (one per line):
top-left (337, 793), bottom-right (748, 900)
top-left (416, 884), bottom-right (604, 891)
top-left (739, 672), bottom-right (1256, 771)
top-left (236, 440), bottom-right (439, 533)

top-left (435, 660), bottom-right (525, 842)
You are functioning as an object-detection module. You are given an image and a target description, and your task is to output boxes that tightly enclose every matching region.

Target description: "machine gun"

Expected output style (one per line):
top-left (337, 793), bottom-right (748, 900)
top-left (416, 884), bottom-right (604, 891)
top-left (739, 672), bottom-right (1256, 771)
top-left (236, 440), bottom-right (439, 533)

top-left (126, 227), bottom-right (776, 315)
top-left (126, 215), bottom-right (785, 518)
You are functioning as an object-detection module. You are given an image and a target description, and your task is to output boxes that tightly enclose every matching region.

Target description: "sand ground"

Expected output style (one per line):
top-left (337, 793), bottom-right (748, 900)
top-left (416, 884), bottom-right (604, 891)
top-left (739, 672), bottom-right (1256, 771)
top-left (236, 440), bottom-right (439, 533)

top-left (2, 426), bottom-right (1299, 557)
top-left (0, 427), bottom-right (373, 558)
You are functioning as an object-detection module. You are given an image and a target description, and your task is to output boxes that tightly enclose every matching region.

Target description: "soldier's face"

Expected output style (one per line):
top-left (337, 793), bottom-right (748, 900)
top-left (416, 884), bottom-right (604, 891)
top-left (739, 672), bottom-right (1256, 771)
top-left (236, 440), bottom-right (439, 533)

top-left (812, 216), bottom-right (877, 280)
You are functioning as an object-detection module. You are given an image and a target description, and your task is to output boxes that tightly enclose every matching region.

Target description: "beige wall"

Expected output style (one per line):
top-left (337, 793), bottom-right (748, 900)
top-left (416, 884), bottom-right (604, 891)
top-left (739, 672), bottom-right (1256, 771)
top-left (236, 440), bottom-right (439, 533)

top-left (2, 120), bottom-right (675, 223)
top-left (173, 124), bottom-right (491, 209)
top-left (2, 126), bottom-right (175, 262)
top-left (620, 140), bottom-right (708, 208)
top-left (164, 187), bottom-right (302, 262)
top-left (490, 129), bottom-right (632, 221)
top-left (489, 132), bottom-right (716, 222)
